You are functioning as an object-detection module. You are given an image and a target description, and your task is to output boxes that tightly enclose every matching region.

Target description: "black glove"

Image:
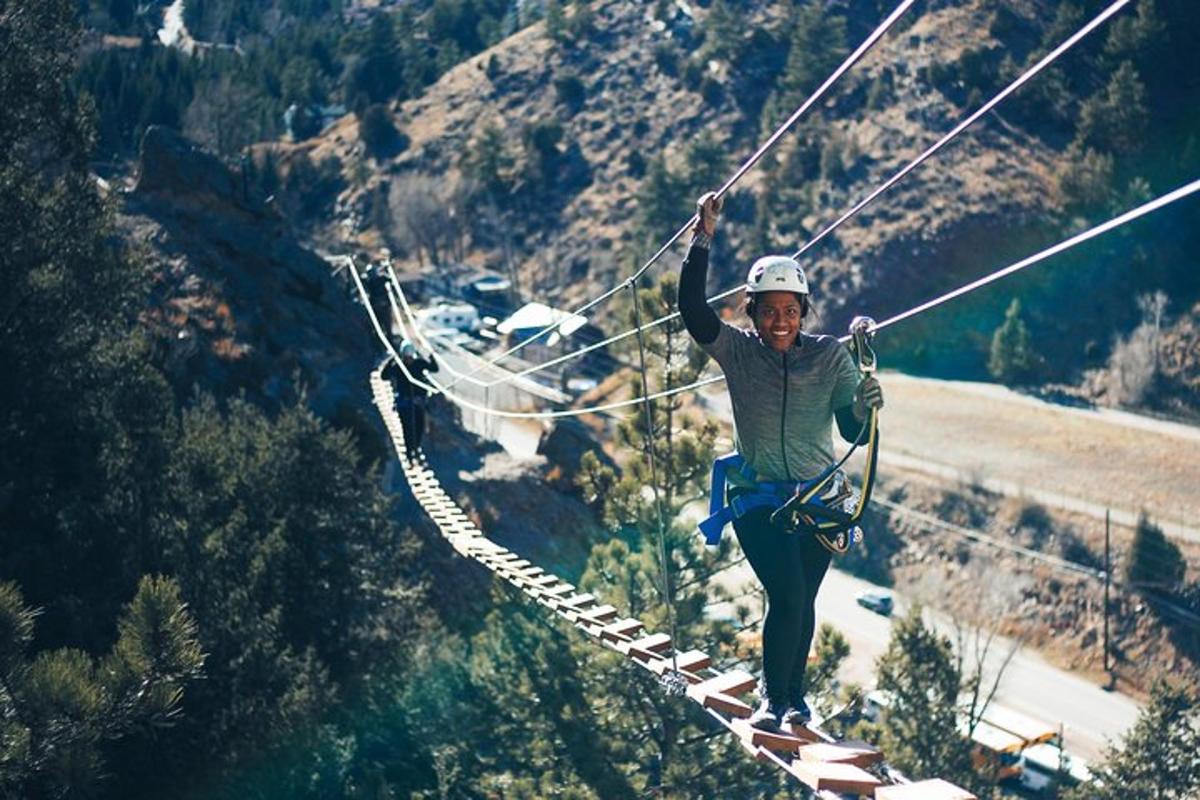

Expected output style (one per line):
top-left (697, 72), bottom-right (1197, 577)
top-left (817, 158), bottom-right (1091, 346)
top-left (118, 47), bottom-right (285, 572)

top-left (854, 376), bottom-right (884, 420)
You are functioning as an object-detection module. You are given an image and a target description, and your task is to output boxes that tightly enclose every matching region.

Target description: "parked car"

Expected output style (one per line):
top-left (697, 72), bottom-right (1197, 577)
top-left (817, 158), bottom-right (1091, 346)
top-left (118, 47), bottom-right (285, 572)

top-left (855, 589), bottom-right (894, 616)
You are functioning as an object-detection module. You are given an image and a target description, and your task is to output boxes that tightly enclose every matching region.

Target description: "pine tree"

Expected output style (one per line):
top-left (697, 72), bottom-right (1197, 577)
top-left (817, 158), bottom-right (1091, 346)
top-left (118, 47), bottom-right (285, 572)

top-left (634, 156), bottom-right (685, 250)
top-left (1066, 680), bottom-right (1200, 799)
top-left (1074, 61), bottom-right (1149, 156)
top-left (0, 577), bottom-right (203, 797)
top-left (544, 0), bottom-right (566, 42)
top-left (460, 122), bottom-right (513, 196)
top-left (988, 298), bottom-right (1036, 384)
top-left (1126, 515), bottom-right (1186, 592)
top-left (778, 1), bottom-right (848, 113)
top-left (859, 607), bottom-right (983, 794)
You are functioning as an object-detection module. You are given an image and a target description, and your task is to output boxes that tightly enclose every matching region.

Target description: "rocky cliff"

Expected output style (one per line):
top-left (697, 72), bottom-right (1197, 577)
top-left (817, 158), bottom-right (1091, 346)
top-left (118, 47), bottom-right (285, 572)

top-left (123, 126), bottom-right (374, 421)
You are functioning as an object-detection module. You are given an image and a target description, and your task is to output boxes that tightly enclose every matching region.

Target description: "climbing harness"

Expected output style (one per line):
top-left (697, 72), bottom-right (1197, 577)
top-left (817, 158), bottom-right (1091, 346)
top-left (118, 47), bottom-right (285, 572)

top-left (697, 318), bottom-right (880, 555)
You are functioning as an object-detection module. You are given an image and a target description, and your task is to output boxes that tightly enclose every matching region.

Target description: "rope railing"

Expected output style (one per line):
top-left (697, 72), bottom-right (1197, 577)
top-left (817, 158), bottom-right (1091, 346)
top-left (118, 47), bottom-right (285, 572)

top-left (436, 0), bottom-right (917, 392)
top-left (442, 0), bottom-right (1135, 395)
top-left (371, 176), bottom-right (1200, 421)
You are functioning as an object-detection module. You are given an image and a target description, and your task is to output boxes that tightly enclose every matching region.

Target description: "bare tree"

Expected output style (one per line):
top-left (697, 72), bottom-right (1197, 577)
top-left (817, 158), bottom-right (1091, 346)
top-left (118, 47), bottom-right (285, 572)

top-left (1107, 290), bottom-right (1168, 405)
top-left (385, 173), bottom-right (469, 267)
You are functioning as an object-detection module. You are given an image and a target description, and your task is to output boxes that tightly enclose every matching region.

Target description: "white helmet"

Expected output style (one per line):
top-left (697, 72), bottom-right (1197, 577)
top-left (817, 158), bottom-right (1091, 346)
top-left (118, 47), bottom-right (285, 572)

top-left (746, 255), bottom-right (808, 295)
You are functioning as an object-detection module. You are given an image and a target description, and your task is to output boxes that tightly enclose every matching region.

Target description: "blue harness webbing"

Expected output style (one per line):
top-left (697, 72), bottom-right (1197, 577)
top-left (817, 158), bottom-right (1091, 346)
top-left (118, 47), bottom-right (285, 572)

top-left (697, 453), bottom-right (839, 545)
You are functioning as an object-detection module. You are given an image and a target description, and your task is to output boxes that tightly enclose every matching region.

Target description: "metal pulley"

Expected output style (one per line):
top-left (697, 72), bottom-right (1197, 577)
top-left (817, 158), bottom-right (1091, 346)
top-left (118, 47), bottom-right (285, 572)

top-left (848, 315), bottom-right (877, 375)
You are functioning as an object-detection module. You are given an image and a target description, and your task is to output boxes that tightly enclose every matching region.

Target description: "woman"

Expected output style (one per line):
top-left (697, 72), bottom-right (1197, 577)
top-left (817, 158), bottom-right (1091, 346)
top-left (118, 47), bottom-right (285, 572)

top-left (678, 193), bottom-right (883, 731)
top-left (382, 339), bottom-right (439, 462)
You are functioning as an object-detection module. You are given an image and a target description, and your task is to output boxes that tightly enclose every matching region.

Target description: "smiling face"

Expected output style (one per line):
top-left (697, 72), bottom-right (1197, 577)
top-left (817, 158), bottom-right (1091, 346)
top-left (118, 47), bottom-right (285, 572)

top-left (752, 290), bottom-right (806, 352)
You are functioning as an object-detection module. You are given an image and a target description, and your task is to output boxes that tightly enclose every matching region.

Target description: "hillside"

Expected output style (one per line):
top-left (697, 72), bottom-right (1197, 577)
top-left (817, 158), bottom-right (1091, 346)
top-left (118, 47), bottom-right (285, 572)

top-left (239, 0), bottom-right (1197, 421)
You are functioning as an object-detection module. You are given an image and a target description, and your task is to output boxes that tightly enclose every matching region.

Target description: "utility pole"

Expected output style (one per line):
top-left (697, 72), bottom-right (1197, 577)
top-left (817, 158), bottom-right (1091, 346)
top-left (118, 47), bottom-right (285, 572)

top-left (1104, 508), bottom-right (1111, 677)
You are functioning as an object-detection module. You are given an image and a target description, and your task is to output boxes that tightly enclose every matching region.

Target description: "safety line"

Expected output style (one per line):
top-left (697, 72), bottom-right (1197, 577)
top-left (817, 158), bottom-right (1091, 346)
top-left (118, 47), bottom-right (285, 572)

top-left (358, 177), bottom-right (1200, 420)
top-left (437, 0), bottom-right (916, 392)
top-left (869, 176), bottom-right (1200, 333)
top-left (791, 0), bottom-right (1132, 261)
top-left (454, 0), bottom-right (1135, 394)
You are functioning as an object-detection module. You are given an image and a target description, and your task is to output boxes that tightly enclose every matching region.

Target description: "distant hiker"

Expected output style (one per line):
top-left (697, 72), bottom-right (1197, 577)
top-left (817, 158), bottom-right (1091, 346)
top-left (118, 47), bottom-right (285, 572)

top-left (364, 263), bottom-right (392, 345)
top-left (383, 339), bottom-right (440, 462)
top-left (678, 192), bottom-right (883, 732)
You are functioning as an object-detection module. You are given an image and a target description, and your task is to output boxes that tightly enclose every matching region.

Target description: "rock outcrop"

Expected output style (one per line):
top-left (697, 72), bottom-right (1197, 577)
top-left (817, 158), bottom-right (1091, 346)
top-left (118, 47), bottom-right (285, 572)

top-left (125, 126), bottom-right (374, 419)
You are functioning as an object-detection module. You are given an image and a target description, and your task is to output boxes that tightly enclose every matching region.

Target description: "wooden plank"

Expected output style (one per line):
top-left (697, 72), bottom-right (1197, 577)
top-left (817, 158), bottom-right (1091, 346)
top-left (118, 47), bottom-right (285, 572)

top-left (787, 761), bottom-right (881, 795)
top-left (526, 574), bottom-right (561, 588)
top-left (600, 618), bottom-right (645, 643)
top-left (656, 649), bottom-right (710, 673)
top-left (561, 593), bottom-right (596, 609)
top-left (686, 670), bottom-right (757, 703)
top-left (649, 660), bottom-right (706, 684)
top-left (626, 633), bottom-right (672, 661)
top-left (541, 584), bottom-right (576, 598)
top-left (797, 741), bottom-right (883, 768)
top-left (875, 779), bottom-right (978, 800)
top-left (700, 691), bottom-right (753, 718)
top-left (578, 605), bottom-right (618, 624)
top-left (731, 719), bottom-right (807, 753)
top-left (782, 721), bottom-right (826, 744)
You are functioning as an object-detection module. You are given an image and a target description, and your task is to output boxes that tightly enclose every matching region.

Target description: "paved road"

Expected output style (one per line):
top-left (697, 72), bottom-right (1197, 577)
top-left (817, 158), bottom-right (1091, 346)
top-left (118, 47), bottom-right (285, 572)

top-left (709, 563), bottom-right (1141, 763)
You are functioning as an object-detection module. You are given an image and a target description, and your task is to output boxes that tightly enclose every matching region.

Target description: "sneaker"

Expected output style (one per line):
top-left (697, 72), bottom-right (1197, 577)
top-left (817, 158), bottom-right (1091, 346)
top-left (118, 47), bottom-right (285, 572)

top-left (782, 696), bottom-right (812, 726)
top-left (748, 698), bottom-right (786, 732)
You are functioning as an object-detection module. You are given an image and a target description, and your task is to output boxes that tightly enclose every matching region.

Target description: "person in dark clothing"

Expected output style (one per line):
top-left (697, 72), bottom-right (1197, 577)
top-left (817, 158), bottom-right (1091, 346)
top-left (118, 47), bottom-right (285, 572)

top-left (382, 339), bottom-right (440, 461)
top-left (365, 265), bottom-right (392, 348)
top-left (678, 192), bottom-right (883, 732)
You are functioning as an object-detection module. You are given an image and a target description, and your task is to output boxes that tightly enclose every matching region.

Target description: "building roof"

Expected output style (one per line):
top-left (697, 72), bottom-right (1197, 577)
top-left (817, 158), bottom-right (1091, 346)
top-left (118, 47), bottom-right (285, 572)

top-left (497, 302), bottom-right (587, 344)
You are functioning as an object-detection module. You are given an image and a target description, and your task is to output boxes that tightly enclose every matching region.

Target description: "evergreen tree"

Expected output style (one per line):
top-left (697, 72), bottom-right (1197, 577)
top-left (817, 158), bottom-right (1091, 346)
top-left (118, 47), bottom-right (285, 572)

top-left (683, 130), bottom-right (727, 197)
top-left (701, 0), bottom-right (739, 62)
top-left (461, 123), bottom-right (514, 196)
top-left (776, 1), bottom-right (847, 119)
top-left (1126, 515), bottom-right (1186, 592)
top-left (858, 607), bottom-right (983, 794)
top-left (1066, 679), bottom-right (1200, 800)
top-left (544, 0), bottom-right (566, 42)
top-left (0, 577), bottom-right (203, 797)
top-left (634, 156), bottom-right (686, 250)
top-left (988, 298), bottom-right (1036, 384)
top-left (1074, 61), bottom-right (1149, 157)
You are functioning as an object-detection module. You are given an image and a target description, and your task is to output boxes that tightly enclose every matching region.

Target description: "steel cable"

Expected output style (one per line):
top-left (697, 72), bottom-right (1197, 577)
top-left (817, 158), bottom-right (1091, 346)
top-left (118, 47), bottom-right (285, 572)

top-left (436, 0), bottom-right (917, 393)
top-left (359, 176), bottom-right (1200, 420)
top-left (457, 0), bottom-right (1135, 394)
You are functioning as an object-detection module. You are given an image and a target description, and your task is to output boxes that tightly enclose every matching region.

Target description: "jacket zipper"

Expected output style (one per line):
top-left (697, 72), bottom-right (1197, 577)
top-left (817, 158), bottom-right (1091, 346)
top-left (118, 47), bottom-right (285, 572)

top-left (781, 350), bottom-right (792, 481)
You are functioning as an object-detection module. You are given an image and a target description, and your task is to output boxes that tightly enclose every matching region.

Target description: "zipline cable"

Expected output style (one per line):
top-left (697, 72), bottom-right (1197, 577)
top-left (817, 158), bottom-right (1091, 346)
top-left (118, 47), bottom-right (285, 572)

top-left (455, 0), bottom-right (1135, 393)
top-left (437, 0), bottom-right (917, 393)
top-left (790, 0), bottom-right (1132, 261)
top-left (867, 176), bottom-right (1200, 334)
top-left (362, 178), bottom-right (1200, 419)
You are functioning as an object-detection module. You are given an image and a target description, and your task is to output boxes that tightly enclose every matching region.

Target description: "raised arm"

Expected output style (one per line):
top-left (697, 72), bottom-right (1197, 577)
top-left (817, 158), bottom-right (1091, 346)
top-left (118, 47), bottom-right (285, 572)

top-left (677, 193), bottom-right (723, 346)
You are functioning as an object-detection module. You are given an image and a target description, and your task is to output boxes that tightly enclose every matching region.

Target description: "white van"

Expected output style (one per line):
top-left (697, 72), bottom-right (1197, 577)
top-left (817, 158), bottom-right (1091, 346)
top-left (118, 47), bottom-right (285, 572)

top-left (416, 302), bottom-right (480, 334)
top-left (1018, 743), bottom-right (1092, 794)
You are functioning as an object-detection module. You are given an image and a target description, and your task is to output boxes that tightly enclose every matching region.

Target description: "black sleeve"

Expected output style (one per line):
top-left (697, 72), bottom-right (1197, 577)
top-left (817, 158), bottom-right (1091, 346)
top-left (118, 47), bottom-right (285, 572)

top-left (677, 243), bottom-right (721, 345)
top-left (835, 403), bottom-right (867, 443)
top-left (418, 355), bottom-right (439, 374)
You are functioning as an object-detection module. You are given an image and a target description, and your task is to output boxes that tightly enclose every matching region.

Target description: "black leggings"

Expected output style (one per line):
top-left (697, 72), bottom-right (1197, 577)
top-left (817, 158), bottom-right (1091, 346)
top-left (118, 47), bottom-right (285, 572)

top-left (733, 506), bottom-right (832, 705)
top-left (398, 403), bottom-right (426, 457)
